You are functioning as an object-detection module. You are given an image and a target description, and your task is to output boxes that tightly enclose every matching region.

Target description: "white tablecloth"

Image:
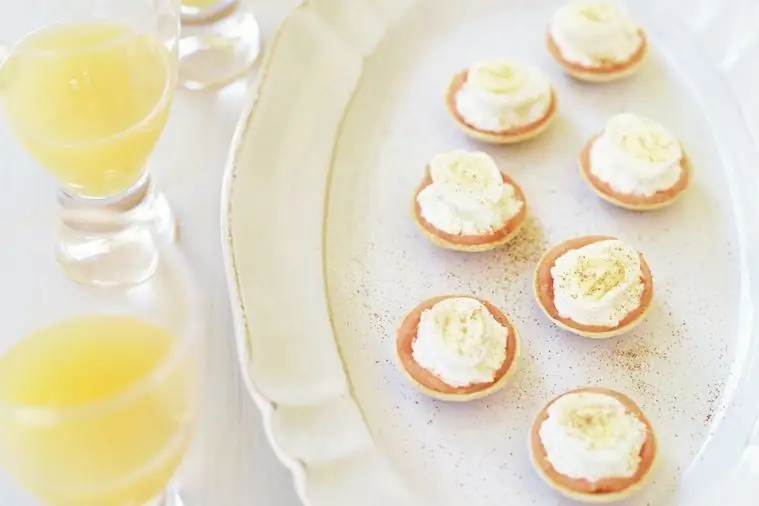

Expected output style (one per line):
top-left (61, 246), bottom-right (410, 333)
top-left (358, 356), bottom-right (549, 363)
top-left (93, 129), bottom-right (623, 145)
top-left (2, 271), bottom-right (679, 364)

top-left (0, 1), bottom-right (302, 504)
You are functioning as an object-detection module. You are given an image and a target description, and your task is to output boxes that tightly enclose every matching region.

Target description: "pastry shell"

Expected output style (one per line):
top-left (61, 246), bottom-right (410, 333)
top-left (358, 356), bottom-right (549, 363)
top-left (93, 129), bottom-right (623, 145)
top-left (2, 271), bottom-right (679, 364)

top-left (445, 70), bottom-right (558, 144)
top-left (580, 134), bottom-right (691, 211)
top-left (546, 30), bottom-right (648, 83)
top-left (529, 386), bottom-right (658, 503)
top-left (533, 235), bottom-right (654, 338)
top-left (395, 295), bottom-right (520, 402)
top-left (412, 167), bottom-right (528, 252)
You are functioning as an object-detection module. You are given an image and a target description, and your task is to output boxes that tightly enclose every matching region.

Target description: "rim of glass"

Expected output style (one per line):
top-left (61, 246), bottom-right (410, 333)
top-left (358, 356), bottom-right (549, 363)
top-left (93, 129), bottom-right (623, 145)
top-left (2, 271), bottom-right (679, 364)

top-left (0, 16), bottom-right (179, 149)
top-left (1, 0), bottom-right (179, 57)
top-left (0, 214), bottom-right (204, 423)
top-left (6, 14), bottom-right (167, 56)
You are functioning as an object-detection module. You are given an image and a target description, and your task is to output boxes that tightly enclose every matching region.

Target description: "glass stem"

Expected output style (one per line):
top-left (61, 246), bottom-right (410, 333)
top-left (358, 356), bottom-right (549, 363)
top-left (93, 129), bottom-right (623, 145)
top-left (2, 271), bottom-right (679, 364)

top-left (178, 0), bottom-right (261, 90)
top-left (56, 174), bottom-right (177, 287)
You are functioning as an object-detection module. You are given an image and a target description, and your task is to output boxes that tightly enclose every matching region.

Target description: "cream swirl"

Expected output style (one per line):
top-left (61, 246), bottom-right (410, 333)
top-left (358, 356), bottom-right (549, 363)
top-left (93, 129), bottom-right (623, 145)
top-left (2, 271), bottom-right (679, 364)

top-left (539, 392), bottom-right (648, 482)
top-left (417, 150), bottom-right (523, 236)
top-left (550, 239), bottom-right (644, 327)
top-left (411, 297), bottom-right (508, 387)
top-left (549, 1), bottom-right (642, 67)
top-left (454, 60), bottom-right (552, 132)
top-left (590, 113), bottom-right (683, 196)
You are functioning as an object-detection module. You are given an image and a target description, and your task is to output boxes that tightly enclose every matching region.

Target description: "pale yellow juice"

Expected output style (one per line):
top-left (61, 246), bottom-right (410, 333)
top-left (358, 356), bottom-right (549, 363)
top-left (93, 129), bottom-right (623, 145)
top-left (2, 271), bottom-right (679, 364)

top-left (0, 316), bottom-right (196, 506)
top-left (0, 22), bottom-right (173, 198)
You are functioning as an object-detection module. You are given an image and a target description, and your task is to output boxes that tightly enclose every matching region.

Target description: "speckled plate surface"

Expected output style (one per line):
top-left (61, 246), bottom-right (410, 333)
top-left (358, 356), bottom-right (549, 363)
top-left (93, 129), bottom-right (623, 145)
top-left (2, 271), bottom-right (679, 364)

top-left (221, 0), bottom-right (759, 504)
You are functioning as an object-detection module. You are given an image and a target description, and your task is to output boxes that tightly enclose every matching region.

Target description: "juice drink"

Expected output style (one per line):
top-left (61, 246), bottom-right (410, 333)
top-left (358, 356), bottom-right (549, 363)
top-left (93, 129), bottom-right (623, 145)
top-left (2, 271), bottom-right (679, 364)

top-left (0, 315), bottom-right (195, 506)
top-left (0, 22), bottom-right (173, 198)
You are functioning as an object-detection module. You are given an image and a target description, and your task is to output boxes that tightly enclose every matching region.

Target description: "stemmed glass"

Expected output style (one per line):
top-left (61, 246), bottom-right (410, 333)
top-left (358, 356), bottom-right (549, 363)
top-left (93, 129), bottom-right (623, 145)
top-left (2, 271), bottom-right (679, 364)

top-left (178, 0), bottom-right (261, 90)
top-left (0, 213), bottom-right (203, 506)
top-left (0, 0), bottom-right (181, 287)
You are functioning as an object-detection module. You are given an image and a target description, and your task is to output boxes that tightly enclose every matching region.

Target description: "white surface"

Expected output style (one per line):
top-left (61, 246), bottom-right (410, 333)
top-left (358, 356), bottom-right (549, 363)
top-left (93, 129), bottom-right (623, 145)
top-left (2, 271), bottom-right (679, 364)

top-left (223, 0), bottom-right (759, 505)
top-left (0, 1), bottom-right (303, 505)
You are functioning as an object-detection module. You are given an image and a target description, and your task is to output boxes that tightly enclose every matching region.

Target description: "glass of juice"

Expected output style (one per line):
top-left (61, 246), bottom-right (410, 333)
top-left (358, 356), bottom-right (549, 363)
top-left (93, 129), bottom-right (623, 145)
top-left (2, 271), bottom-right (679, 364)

top-left (178, 0), bottom-right (260, 90)
top-left (0, 0), bottom-right (181, 287)
top-left (0, 213), bottom-right (203, 506)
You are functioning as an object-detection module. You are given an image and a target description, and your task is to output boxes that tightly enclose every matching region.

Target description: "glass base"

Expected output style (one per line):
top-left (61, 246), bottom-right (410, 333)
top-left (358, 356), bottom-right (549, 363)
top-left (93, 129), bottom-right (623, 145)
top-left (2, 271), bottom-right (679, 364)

top-left (178, 0), bottom-right (261, 90)
top-left (143, 485), bottom-right (186, 506)
top-left (56, 175), bottom-right (177, 287)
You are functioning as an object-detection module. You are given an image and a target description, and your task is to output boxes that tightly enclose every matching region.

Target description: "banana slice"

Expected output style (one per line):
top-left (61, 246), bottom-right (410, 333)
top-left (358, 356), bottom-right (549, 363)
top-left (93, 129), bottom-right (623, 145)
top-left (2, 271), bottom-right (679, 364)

top-left (622, 129), bottom-right (678, 163)
top-left (576, 1), bottom-right (617, 23)
top-left (468, 60), bottom-right (525, 94)
top-left (430, 298), bottom-right (489, 366)
top-left (573, 256), bottom-right (627, 301)
top-left (556, 240), bottom-right (639, 303)
top-left (429, 150), bottom-right (503, 206)
top-left (559, 397), bottom-right (623, 448)
top-left (607, 114), bottom-right (681, 165)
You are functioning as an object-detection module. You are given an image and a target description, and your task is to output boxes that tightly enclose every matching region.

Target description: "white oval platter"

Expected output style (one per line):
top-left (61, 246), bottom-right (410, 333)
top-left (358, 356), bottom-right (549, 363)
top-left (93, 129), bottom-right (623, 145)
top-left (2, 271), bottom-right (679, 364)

top-left (221, 0), bottom-right (759, 505)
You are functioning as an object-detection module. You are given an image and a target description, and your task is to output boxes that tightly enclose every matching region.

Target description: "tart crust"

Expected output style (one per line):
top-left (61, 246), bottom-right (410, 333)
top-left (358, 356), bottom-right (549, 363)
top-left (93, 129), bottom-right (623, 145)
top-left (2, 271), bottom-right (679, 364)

top-left (445, 70), bottom-right (557, 144)
top-left (533, 235), bottom-right (654, 339)
top-left (529, 387), bottom-right (658, 503)
top-left (412, 168), bottom-right (528, 252)
top-left (395, 295), bottom-right (520, 402)
top-left (580, 134), bottom-right (691, 211)
top-left (546, 29), bottom-right (648, 82)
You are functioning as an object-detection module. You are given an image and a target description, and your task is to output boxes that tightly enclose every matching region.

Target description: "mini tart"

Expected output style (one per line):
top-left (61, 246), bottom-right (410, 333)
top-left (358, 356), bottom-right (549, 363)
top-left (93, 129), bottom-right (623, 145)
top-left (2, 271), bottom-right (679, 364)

top-left (580, 133), bottom-right (691, 211)
top-left (412, 167), bottom-right (528, 252)
top-left (395, 295), bottom-right (520, 402)
top-left (546, 30), bottom-right (648, 83)
top-left (529, 387), bottom-right (658, 503)
top-left (533, 235), bottom-right (653, 339)
top-left (445, 70), bottom-right (558, 144)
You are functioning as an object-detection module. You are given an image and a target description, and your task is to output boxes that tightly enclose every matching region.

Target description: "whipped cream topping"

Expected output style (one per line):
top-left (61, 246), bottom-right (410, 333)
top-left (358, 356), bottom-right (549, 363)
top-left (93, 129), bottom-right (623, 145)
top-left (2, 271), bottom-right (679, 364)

top-left (549, 1), bottom-right (643, 67)
top-left (454, 60), bottom-right (552, 132)
top-left (539, 392), bottom-right (648, 482)
top-left (417, 150), bottom-right (523, 236)
top-left (412, 297), bottom-right (508, 388)
top-left (589, 113), bottom-right (683, 197)
top-left (550, 239), bottom-right (644, 327)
